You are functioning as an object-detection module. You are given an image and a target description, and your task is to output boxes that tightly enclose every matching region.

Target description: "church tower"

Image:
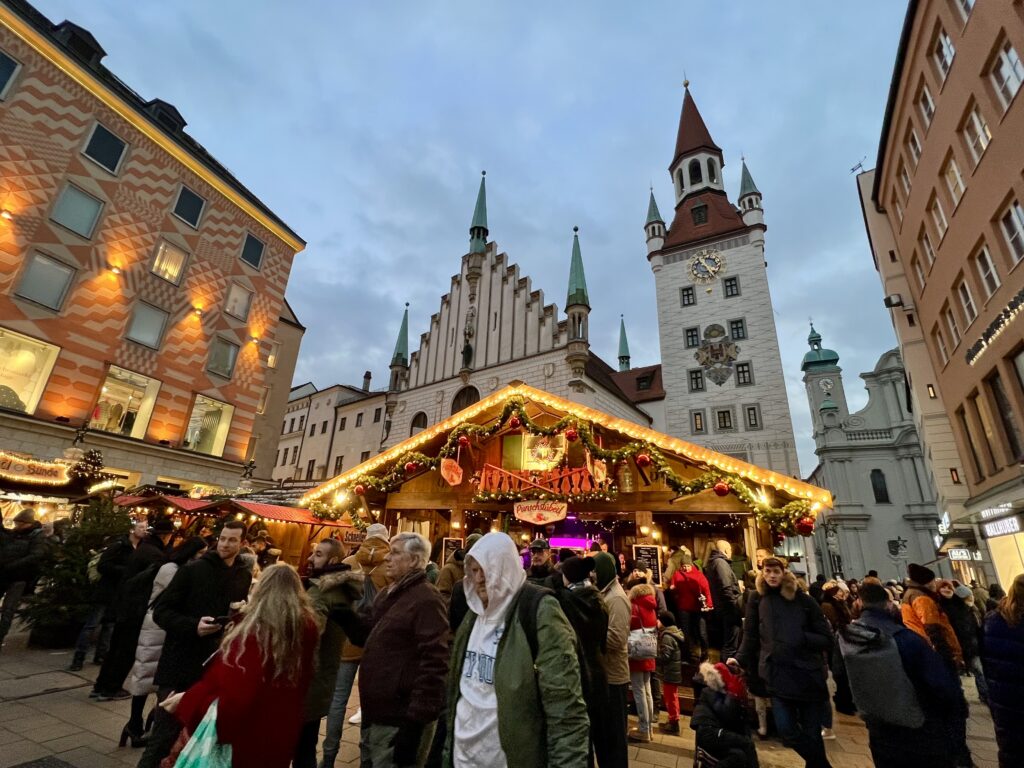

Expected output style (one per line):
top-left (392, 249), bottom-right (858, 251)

top-left (647, 84), bottom-right (799, 475)
top-left (565, 227), bottom-right (591, 378)
top-left (800, 324), bottom-right (848, 434)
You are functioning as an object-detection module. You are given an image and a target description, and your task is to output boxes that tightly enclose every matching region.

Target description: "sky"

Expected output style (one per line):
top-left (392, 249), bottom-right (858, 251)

top-left (34, 0), bottom-right (908, 476)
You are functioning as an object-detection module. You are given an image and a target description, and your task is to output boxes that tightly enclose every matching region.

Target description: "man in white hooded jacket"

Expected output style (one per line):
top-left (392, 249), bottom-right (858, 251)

top-left (442, 532), bottom-right (588, 768)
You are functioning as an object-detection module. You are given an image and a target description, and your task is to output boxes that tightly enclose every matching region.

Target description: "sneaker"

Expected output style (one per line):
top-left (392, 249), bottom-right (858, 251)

top-left (628, 727), bottom-right (652, 743)
top-left (348, 708), bottom-right (361, 725)
top-left (97, 689), bottom-right (132, 702)
top-left (821, 728), bottom-right (837, 741)
top-left (88, 689), bottom-right (101, 699)
top-left (658, 720), bottom-right (680, 735)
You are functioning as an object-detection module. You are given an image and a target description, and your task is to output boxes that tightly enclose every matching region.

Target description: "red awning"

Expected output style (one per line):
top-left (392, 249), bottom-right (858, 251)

top-left (196, 499), bottom-right (349, 528)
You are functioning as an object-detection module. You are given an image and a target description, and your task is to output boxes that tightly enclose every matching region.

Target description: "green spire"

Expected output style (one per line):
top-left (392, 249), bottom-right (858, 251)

top-left (801, 323), bottom-right (840, 372)
top-left (391, 303), bottom-right (409, 368)
top-left (618, 315), bottom-right (631, 371)
top-left (646, 188), bottom-right (663, 225)
top-left (739, 159), bottom-right (760, 198)
top-left (469, 171), bottom-right (488, 253)
top-left (566, 226), bottom-right (590, 309)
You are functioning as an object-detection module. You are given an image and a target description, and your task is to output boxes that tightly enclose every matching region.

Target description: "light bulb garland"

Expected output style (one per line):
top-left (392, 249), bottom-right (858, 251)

top-left (307, 395), bottom-right (816, 533)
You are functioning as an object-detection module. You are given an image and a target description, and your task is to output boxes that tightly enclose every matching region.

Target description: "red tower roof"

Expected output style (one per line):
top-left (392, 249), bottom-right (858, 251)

top-left (670, 86), bottom-right (722, 169)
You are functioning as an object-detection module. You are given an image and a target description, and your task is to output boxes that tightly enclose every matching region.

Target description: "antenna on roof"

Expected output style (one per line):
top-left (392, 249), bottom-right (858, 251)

top-left (849, 156), bottom-right (867, 174)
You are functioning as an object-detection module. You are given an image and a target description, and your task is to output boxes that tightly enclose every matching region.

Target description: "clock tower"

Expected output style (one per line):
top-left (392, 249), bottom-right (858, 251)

top-left (801, 324), bottom-right (849, 434)
top-left (647, 84), bottom-right (799, 475)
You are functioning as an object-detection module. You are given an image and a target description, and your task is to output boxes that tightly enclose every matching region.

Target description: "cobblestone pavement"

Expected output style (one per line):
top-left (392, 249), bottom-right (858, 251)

top-left (0, 629), bottom-right (1000, 768)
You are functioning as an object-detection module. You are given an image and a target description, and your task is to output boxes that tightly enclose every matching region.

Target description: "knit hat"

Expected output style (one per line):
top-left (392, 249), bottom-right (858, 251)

top-left (954, 585), bottom-right (973, 600)
top-left (151, 518), bottom-right (175, 534)
top-left (658, 610), bottom-right (676, 627)
top-left (465, 532), bottom-right (482, 551)
top-left (907, 563), bottom-right (935, 585)
top-left (365, 523), bottom-right (390, 543)
top-left (13, 508), bottom-right (36, 524)
top-left (593, 552), bottom-right (617, 589)
top-left (681, 550), bottom-right (693, 566)
top-left (558, 547), bottom-right (575, 562)
top-left (561, 556), bottom-right (595, 585)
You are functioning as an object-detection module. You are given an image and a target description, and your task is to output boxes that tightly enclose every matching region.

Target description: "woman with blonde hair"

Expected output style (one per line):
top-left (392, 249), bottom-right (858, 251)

top-left (165, 563), bottom-right (320, 767)
top-left (982, 574), bottom-right (1024, 767)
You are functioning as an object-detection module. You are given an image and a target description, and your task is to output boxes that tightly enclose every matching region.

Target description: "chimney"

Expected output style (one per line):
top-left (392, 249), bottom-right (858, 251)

top-left (362, 371), bottom-right (372, 391)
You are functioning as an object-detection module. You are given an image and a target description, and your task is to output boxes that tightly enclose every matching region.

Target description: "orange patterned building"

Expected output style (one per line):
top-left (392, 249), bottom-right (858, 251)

top-left (0, 0), bottom-right (304, 492)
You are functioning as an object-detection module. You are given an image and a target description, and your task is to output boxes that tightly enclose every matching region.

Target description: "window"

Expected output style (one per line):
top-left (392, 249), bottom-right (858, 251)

top-left (906, 125), bottom-right (922, 166)
top-left (90, 365), bottom-right (160, 439)
top-left (225, 284), bottom-right (253, 321)
top-left (716, 409), bottom-right (734, 430)
top-left (267, 341), bottom-right (280, 369)
top-left (929, 196), bottom-right (947, 239)
top-left (299, 415), bottom-right (305, 429)
top-left (746, 405), bottom-right (761, 429)
top-left (943, 157), bottom-right (964, 206)
top-left (1014, 349), bottom-right (1024, 397)
top-left (291, 445), bottom-right (299, 464)
top-left (0, 48), bottom-right (20, 99)
top-left (15, 252), bottom-right (75, 310)
top-left (83, 124), bottom-right (127, 174)
top-left (919, 228), bottom-right (936, 264)
top-left (907, 313), bottom-right (916, 327)
top-left (684, 327), bottom-right (700, 348)
top-left (934, 326), bottom-right (950, 365)
top-left (408, 411), bottom-right (429, 436)
top-left (691, 410), bottom-right (706, 434)
top-left (919, 83), bottom-right (935, 126)
top-left (51, 184), bottom-right (103, 238)
top-left (956, 279), bottom-right (977, 324)
top-left (957, 0), bottom-right (974, 21)
top-left (962, 103), bottom-right (991, 164)
top-left (355, 412), bottom-right (364, 427)
top-left (173, 186), bottom-right (205, 228)
top-left (723, 277), bottom-right (740, 297)
top-left (321, 420), bottom-right (328, 434)
top-left (950, 468), bottom-right (962, 484)
top-left (989, 372), bottom-right (1023, 460)
top-left (0, 327), bottom-right (60, 414)
top-left (306, 459), bottom-right (316, 481)
top-left (735, 362), bottom-right (753, 386)
top-left (126, 303), bottom-right (168, 348)
top-left (990, 40), bottom-right (1024, 109)
top-left (691, 204), bottom-right (708, 226)
top-left (288, 417), bottom-right (295, 432)
top-left (207, 337), bottom-right (240, 378)
top-left (373, 407), bottom-right (382, 423)
top-left (309, 423), bottom-right (316, 437)
top-left (240, 234), bottom-right (265, 269)
top-left (182, 394), bottom-right (234, 456)
top-left (452, 385), bottom-right (480, 413)
top-left (870, 469), bottom-right (890, 503)
top-left (688, 369), bottom-right (705, 392)
top-left (1001, 201), bottom-right (1024, 263)
top-left (944, 305), bottom-right (961, 346)
top-left (334, 455), bottom-right (344, 474)
top-left (911, 255), bottom-right (926, 291)
top-left (360, 451), bottom-right (370, 463)
top-left (970, 392), bottom-right (1000, 471)
top-left (338, 416), bottom-right (347, 431)
top-left (899, 161), bottom-right (912, 196)
top-left (151, 240), bottom-right (188, 284)
top-left (729, 319), bottom-right (747, 340)
top-left (893, 189), bottom-right (904, 223)
top-left (688, 159), bottom-right (702, 185)
top-left (636, 373), bottom-right (654, 391)
top-left (680, 286), bottom-right (696, 306)
top-left (957, 407), bottom-right (984, 477)
top-left (933, 28), bottom-right (955, 79)
top-left (707, 159), bottom-right (718, 183)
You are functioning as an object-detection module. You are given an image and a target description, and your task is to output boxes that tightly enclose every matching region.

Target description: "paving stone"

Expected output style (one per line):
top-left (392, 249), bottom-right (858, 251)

top-left (0, 741), bottom-right (51, 768)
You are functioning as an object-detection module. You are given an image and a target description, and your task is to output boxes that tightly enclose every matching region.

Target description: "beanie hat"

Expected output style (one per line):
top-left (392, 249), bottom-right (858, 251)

top-left (561, 556), bottom-right (595, 585)
top-left (465, 532), bottom-right (482, 551)
top-left (713, 662), bottom-right (748, 700)
top-left (558, 547), bottom-right (575, 562)
top-left (365, 523), bottom-right (390, 543)
top-left (151, 518), bottom-right (176, 534)
top-left (681, 550), bottom-right (693, 566)
top-left (907, 563), bottom-right (935, 585)
top-left (13, 508), bottom-right (36, 524)
top-left (658, 610), bottom-right (676, 627)
top-left (954, 584), bottom-right (973, 600)
top-left (593, 552), bottom-right (617, 589)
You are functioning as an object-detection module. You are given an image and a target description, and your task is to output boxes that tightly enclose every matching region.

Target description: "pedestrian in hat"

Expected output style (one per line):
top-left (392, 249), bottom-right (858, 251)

top-left (901, 564), bottom-right (962, 670)
top-left (668, 549), bottom-right (713, 662)
top-left (526, 538), bottom-right (555, 585)
top-left (0, 508), bottom-right (45, 650)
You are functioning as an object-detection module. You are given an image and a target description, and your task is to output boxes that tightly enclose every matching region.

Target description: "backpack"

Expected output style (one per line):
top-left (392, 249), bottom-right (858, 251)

top-left (356, 565), bottom-right (380, 613)
top-left (838, 619), bottom-right (926, 728)
top-left (516, 582), bottom-right (554, 660)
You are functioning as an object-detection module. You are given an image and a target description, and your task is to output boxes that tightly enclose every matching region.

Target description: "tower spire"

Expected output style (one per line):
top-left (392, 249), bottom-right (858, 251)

top-left (618, 315), bottom-right (631, 372)
top-left (469, 171), bottom-right (488, 254)
top-left (670, 84), bottom-right (722, 171)
top-left (646, 188), bottom-right (663, 225)
top-left (566, 226), bottom-right (590, 308)
top-left (391, 303), bottom-right (409, 368)
top-left (739, 158), bottom-right (761, 198)
top-left (565, 226), bottom-right (590, 378)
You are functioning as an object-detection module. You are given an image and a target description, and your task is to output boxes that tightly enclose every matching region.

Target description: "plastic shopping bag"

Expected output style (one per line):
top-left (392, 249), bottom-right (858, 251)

top-left (174, 700), bottom-right (233, 768)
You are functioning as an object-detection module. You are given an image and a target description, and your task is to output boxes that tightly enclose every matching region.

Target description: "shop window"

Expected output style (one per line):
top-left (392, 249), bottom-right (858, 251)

top-left (207, 337), bottom-right (240, 379)
top-left (870, 468), bottom-right (890, 504)
top-left (410, 411), bottom-right (428, 435)
top-left (988, 372), bottom-right (1023, 461)
top-left (182, 394), bottom-right (234, 456)
top-left (89, 365), bottom-right (160, 439)
top-left (16, 252), bottom-right (75, 310)
top-left (0, 327), bottom-right (60, 414)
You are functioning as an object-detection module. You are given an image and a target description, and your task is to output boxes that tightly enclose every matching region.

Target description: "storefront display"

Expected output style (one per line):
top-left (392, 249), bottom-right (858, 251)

top-left (89, 365), bottom-right (161, 439)
top-left (0, 327), bottom-right (60, 414)
top-left (182, 395), bottom-right (234, 456)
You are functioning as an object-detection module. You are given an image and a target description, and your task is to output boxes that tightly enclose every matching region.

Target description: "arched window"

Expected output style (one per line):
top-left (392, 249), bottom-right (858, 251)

top-left (676, 169), bottom-right (684, 195)
top-left (688, 159), bottom-right (703, 185)
top-left (409, 411), bottom-right (428, 436)
top-left (870, 469), bottom-right (890, 504)
top-left (707, 158), bottom-right (718, 183)
top-left (451, 386), bottom-right (480, 414)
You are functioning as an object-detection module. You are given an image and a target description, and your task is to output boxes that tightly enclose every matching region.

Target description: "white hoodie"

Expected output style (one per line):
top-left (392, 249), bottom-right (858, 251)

top-left (454, 532), bottom-right (527, 768)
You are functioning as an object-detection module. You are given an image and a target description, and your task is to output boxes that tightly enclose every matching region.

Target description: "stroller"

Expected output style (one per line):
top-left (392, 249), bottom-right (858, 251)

top-left (690, 662), bottom-right (759, 768)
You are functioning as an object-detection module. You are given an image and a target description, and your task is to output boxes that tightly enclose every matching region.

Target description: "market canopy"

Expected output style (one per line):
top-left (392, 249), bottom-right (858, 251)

top-left (196, 499), bottom-right (350, 528)
top-left (301, 382), bottom-right (832, 534)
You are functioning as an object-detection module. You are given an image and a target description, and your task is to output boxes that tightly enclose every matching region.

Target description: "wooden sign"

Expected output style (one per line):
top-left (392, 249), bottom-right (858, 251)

top-left (343, 530), bottom-right (366, 544)
top-left (514, 500), bottom-right (568, 524)
top-left (0, 451), bottom-right (69, 485)
top-left (442, 537), bottom-right (464, 565)
top-left (632, 544), bottom-right (663, 586)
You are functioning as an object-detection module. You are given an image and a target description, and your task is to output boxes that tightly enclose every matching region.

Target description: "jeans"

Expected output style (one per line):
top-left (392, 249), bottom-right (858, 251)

top-left (321, 660), bottom-right (359, 767)
top-left (360, 721), bottom-right (436, 768)
top-left (0, 580), bottom-right (27, 645)
top-left (74, 603), bottom-right (114, 660)
top-left (968, 656), bottom-right (989, 702)
top-left (683, 610), bottom-right (709, 661)
top-left (714, 604), bottom-right (741, 661)
top-left (630, 671), bottom-right (654, 733)
top-left (771, 696), bottom-right (832, 768)
top-left (663, 682), bottom-right (680, 723)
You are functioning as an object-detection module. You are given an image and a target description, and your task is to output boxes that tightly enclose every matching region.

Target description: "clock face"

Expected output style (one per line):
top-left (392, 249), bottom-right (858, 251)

top-left (819, 378), bottom-right (834, 393)
top-left (688, 249), bottom-right (724, 284)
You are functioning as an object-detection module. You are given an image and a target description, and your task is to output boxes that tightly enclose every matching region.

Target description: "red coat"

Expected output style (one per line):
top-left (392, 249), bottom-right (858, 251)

top-left (670, 567), bottom-right (714, 613)
top-left (629, 585), bottom-right (659, 673)
top-left (177, 619), bottom-right (318, 768)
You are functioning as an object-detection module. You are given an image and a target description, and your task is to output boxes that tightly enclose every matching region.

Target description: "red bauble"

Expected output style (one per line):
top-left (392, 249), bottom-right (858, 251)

top-left (404, 461), bottom-right (419, 474)
top-left (457, 435), bottom-right (470, 448)
top-left (713, 481), bottom-right (730, 497)
top-left (565, 427), bottom-right (579, 442)
top-left (773, 532), bottom-right (786, 545)
top-left (508, 414), bottom-right (522, 430)
top-left (796, 516), bottom-right (815, 537)
top-left (354, 484), bottom-right (366, 497)
top-left (635, 453), bottom-right (652, 468)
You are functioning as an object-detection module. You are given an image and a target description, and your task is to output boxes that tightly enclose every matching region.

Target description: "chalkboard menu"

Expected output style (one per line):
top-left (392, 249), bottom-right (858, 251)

top-left (632, 544), bottom-right (663, 586)
top-left (442, 537), bottom-right (464, 565)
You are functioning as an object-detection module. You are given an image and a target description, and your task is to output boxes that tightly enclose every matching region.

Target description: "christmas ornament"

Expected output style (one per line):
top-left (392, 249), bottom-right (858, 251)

top-left (405, 461), bottom-right (419, 474)
top-left (457, 435), bottom-right (470, 448)
top-left (713, 481), bottom-right (730, 497)
top-left (796, 516), bottom-right (815, 537)
top-left (635, 453), bottom-right (652, 468)
top-left (354, 484), bottom-right (366, 497)
top-left (564, 427), bottom-right (578, 442)
top-left (773, 532), bottom-right (786, 545)
top-left (508, 414), bottom-right (522, 430)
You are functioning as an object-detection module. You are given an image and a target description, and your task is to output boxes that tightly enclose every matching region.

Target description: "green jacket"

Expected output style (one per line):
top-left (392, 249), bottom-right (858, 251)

top-left (443, 589), bottom-right (588, 768)
top-left (304, 567), bottom-right (362, 719)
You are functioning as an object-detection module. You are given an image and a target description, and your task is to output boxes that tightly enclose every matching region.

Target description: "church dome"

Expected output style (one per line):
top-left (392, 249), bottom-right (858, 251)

top-left (801, 324), bottom-right (840, 371)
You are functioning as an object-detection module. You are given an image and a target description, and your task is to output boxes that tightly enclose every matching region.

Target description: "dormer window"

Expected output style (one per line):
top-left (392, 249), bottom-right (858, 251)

top-left (145, 99), bottom-right (187, 134)
top-left (688, 159), bottom-right (703, 186)
top-left (636, 374), bottom-right (654, 391)
top-left (707, 159), bottom-right (718, 184)
top-left (691, 204), bottom-right (708, 226)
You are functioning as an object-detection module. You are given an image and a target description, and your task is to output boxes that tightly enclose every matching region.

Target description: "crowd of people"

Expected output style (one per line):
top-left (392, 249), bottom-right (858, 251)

top-left (3, 509), bottom-right (1024, 768)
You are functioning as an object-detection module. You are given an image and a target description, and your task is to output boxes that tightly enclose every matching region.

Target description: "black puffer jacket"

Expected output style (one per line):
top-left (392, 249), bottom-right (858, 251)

top-left (940, 595), bottom-right (978, 663)
top-left (735, 570), bottom-right (832, 702)
top-left (0, 522), bottom-right (45, 582)
top-left (114, 535), bottom-right (171, 622)
top-left (93, 535), bottom-right (135, 605)
top-left (705, 550), bottom-right (739, 608)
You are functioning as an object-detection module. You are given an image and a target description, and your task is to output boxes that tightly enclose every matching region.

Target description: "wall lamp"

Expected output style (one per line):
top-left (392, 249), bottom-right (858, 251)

top-left (108, 265), bottom-right (122, 275)
top-left (0, 209), bottom-right (13, 221)
top-left (192, 306), bottom-right (203, 317)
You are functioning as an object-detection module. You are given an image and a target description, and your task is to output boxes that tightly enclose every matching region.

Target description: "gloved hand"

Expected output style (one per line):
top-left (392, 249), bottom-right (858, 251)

top-left (392, 720), bottom-right (425, 766)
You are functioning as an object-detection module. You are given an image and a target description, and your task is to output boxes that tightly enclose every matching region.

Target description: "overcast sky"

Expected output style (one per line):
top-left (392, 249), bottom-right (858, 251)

top-left (36, 0), bottom-right (908, 476)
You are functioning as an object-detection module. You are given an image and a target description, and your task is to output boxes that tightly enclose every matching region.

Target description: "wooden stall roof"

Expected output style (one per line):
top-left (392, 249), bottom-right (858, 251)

top-left (302, 382), bottom-right (833, 509)
top-left (197, 499), bottom-right (350, 528)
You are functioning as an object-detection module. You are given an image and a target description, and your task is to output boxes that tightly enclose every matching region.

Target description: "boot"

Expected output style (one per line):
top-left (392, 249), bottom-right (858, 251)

top-left (755, 696), bottom-right (768, 738)
top-left (69, 651), bottom-right (86, 672)
top-left (658, 720), bottom-right (680, 735)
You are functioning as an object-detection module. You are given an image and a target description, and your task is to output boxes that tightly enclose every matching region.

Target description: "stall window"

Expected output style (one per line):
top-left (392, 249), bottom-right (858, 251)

top-left (89, 365), bottom-right (161, 439)
top-left (0, 327), bottom-right (60, 414)
top-left (182, 394), bottom-right (234, 456)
